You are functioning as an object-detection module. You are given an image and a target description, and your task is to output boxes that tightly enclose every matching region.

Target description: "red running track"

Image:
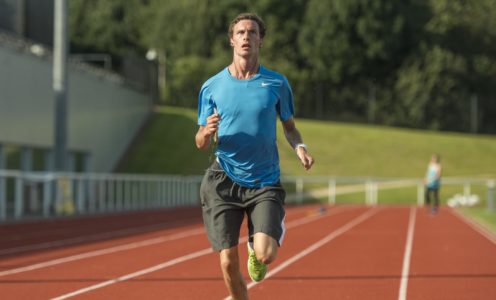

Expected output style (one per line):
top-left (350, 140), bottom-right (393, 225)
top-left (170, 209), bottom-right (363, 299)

top-left (0, 205), bottom-right (495, 300)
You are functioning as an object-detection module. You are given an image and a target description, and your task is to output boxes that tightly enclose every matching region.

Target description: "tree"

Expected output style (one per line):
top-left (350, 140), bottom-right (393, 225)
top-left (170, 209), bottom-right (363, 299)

top-left (298, 0), bottom-right (420, 120)
top-left (66, 0), bottom-right (496, 133)
top-left (69, 0), bottom-right (145, 59)
top-left (394, 0), bottom-right (496, 132)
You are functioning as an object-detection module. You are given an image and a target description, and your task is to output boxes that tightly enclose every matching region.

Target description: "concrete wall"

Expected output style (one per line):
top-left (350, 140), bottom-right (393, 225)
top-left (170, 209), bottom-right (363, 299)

top-left (0, 46), bottom-right (151, 172)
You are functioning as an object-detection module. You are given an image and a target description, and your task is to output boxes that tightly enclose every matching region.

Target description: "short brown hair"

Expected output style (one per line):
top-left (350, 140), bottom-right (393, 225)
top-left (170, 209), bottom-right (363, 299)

top-left (228, 13), bottom-right (266, 39)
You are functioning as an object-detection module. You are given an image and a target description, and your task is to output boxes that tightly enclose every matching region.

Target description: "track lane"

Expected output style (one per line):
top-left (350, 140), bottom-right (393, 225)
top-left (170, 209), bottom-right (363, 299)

top-left (4, 205), bottom-right (494, 300)
top-left (0, 225), bottom-right (205, 277)
top-left (0, 208), bottom-right (202, 253)
top-left (47, 206), bottom-right (367, 300)
top-left (0, 204), bottom-right (321, 274)
top-left (0, 227), bottom-right (213, 299)
top-left (248, 206), bottom-right (411, 300)
top-left (407, 207), bottom-right (496, 300)
top-left (0, 205), bottom-right (346, 299)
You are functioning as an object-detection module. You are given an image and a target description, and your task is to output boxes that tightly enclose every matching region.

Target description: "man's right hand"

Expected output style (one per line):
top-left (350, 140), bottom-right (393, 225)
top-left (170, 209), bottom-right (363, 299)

top-left (204, 113), bottom-right (220, 138)
top-left (195, 112), bottom-right (220, 150)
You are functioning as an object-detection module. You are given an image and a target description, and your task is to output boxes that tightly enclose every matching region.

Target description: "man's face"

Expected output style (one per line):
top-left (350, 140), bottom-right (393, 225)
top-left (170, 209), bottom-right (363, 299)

top-left (230, 19), bottom-right (262, 58)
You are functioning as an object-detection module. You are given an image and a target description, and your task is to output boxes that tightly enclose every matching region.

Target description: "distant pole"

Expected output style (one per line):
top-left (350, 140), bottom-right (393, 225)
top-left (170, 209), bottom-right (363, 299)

top-left (53, 0), bottom-right (68, 171)
top-left (16, 0), bottom-right (26, 36)
top-left (368, 84), bottom-right (376, 124)
top-left (0, 144), bottom-right (5, 220)
top-left (470, 95), bottom-right (478, 134)
top-left (488, 180), bottom-right (495, 213)
top-left (159, 50), bottom-right (166, 94)
top-left (316, 82), bottom-right (323, 119)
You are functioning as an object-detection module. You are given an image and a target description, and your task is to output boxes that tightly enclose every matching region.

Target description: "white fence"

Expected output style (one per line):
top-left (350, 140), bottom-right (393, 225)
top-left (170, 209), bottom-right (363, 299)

top-left (0, 170), bottom-right (203, 222)
top-left (283, 176), bottom-right (495, 207)
top-left (0, 170), bottom-right (494, 222)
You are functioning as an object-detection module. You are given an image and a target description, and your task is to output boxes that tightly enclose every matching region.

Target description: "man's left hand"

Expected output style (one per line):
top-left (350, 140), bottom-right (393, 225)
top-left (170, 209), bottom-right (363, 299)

top-left (296, 147), bottom-right (314, 171)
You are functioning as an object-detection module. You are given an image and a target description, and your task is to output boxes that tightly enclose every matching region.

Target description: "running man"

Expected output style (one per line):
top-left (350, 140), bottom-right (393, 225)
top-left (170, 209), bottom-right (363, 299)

top-left (195, 13), bottom-right (314, 300)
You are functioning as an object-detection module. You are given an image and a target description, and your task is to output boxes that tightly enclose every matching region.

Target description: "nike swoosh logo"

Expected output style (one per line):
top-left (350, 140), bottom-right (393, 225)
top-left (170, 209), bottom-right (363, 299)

top-left (261, 82), bottom-right (270, 87)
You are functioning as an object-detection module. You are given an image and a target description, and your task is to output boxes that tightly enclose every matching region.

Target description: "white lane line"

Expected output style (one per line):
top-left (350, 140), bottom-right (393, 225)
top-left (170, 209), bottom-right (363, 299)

top-left (223, 207), bottom-right (382, 300)
top-left (50, 247), bottom-right (214, 300)
top-left (398, 206), bottom-right (417, 300)
top-left (450, 208), bottom-right (496, 245)
top-left (283, 205), bottom-right (357, 229)
top-left (0, 207), bottom-right (345, 277)
top-left (49, 206), bottom-right (354, 300)
top-left (0, 228), bottom-right (205, 277)
top-left (0, 206), bottom-right (342, 278)
top-left (1, 206), bottom-right (313, 257)
top-left (0, 219), bottom-right (199, 256)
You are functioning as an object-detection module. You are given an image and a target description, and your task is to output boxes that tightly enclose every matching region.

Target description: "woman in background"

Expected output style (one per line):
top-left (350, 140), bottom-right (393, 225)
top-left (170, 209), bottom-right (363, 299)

top-left (425, 153), bottom-right (442, 214)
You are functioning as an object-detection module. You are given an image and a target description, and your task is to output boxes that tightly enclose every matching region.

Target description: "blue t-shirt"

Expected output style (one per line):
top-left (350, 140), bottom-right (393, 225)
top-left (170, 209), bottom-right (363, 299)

top-left (198, 65), bottom-right (294, 188)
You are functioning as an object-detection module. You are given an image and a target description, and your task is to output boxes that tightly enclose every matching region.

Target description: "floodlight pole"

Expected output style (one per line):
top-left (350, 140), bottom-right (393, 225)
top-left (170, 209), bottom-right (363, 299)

top-left (53, 0), bottom-right (68, 171)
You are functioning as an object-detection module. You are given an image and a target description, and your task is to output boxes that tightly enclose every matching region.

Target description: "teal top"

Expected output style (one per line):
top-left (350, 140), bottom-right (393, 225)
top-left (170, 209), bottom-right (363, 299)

top-left (426, 164), bottom-right (441, 189)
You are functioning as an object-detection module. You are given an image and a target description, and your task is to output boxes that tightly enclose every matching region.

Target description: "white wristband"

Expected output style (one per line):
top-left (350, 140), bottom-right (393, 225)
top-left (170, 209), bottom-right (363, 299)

top-left (295, 143), bottom-right (307, 151)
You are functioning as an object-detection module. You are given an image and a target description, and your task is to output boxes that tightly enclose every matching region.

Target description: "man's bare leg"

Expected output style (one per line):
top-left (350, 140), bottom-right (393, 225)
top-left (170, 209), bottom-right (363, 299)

top-left (252, 232), bottom-right (278, 265)
top-left (220, 246), bottom-right (248, 300)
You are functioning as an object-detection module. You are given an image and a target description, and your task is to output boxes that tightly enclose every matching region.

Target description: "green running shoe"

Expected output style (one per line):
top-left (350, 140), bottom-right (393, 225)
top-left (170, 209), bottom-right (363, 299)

top-left (247, 243), bottom-right (267, 282)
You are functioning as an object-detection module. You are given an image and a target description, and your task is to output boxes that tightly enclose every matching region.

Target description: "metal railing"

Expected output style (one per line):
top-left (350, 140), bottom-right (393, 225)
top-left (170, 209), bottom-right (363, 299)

top-left (281, 176), bottom-right (496, 208)
top-left (1, 170), bottom-right (494, 222)
top-left (0, 170), bottom-right (203, 222)
top-left (283, 176), bottom-right (421, 205)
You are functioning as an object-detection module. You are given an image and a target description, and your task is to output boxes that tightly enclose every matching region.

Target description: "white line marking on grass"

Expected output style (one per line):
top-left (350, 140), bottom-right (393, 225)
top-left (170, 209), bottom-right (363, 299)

top-left (222, 207), bottom-right (382, 300)
top-left (50, 206), bottom-right (353, 300)
top-left (450, 208), bottom-right (496, 245)
top-left (0, 228), bottom-right (205, 277)
top-left (398, 206), bottom-right (417, 300)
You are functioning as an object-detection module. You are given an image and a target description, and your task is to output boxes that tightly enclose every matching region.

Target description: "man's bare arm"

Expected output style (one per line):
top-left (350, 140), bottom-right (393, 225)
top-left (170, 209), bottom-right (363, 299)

top-left (281, 117), bottom-right (314, 170)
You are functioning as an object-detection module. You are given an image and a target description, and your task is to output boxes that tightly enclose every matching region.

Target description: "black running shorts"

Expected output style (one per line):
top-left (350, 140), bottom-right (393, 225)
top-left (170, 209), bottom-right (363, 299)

top-left (200, 160), bottom-right (286, 251)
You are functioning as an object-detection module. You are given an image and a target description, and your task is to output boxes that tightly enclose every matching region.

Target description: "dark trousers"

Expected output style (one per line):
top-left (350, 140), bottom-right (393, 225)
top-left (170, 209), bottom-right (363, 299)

top-left (425, 187), bottom-right (440, 208)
